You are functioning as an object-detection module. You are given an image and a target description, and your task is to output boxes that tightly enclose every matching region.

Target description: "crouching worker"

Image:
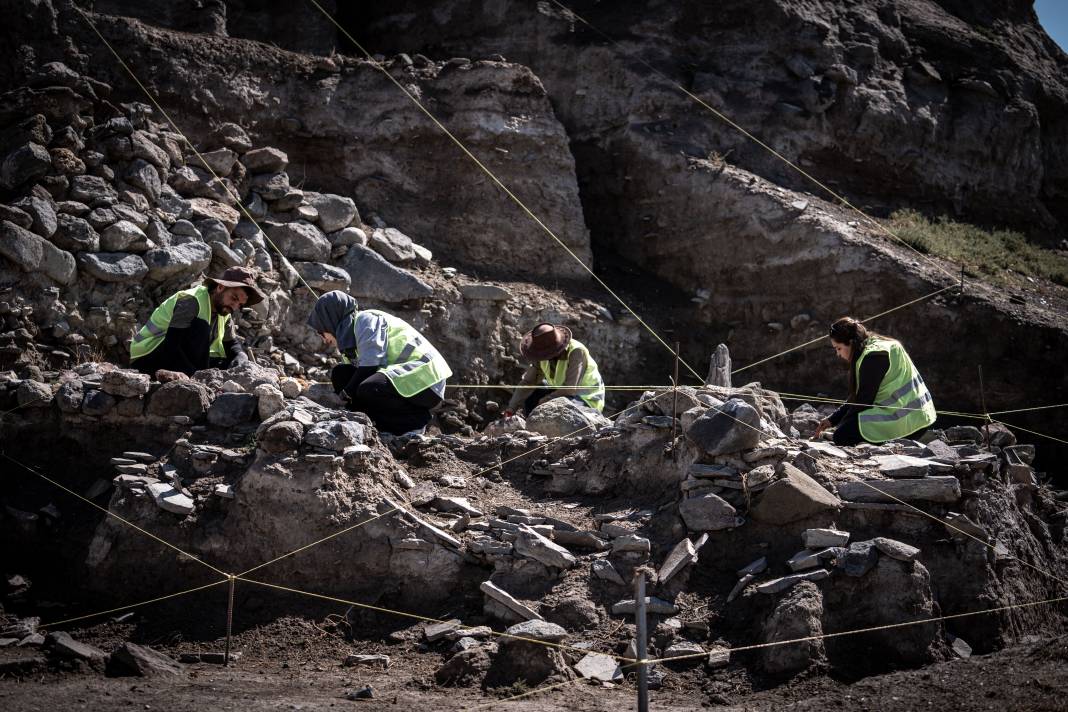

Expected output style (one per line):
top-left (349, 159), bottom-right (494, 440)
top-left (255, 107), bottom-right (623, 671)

top-left (815, 317), bottom-right (936, 446)
top-left (307, 291), bottom-right (452, 436)
top-left (130, 266), bottom-right (265, 382)
top-left (503, 322), bottom-right (604, 417)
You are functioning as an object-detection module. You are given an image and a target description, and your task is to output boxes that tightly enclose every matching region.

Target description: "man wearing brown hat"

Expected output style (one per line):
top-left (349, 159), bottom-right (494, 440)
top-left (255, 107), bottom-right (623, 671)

top-left (504, 322), bottom-right (605, 416)
top-left (129, 266), bottom-right (266, 382)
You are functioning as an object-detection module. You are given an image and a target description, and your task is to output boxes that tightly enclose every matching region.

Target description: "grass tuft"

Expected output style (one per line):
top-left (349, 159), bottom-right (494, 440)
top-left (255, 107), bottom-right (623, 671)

top-left (887, 210), bottom-right (1068, 288)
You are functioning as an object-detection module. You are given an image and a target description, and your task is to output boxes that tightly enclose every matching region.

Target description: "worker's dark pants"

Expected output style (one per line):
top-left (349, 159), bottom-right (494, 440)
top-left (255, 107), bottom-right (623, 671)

top-left (833, 413), bottom-right (927, 447)
top-left (331, 365), bottom-right (442, 435)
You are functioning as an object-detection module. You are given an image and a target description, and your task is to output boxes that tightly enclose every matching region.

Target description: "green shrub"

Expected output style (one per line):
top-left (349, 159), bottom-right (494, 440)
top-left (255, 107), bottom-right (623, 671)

top-left (887, 210), bottom-right (1068, 287)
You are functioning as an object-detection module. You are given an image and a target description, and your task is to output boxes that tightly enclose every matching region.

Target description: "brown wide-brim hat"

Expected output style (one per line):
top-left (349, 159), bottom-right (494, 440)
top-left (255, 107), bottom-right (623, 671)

top-left (203, 266), bottom-right (266, 306)
top-left (520, 323), bottom-right (572, 361)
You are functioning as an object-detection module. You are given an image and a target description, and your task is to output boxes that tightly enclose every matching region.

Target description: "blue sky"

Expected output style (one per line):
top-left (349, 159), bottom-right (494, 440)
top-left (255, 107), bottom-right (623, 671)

top-left (1036, 0), bottom-right (1067, 52)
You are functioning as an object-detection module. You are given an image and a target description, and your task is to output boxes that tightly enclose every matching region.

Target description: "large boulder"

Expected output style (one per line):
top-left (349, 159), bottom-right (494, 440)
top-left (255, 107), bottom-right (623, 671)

top-left (304, 192), bottom-right (357, 232)
top-left (147, 380), bottom-right (214, 419)
top-left (342, 244), bottom-right (434, 302)
top-left (52, 213), bottom-right (99, 252)
top-left (263, 220), bottom-right (330, 262)
top-left (750, 463), bottom-right (841, 525)
top-left (143, 242), bottom-right (213, 281)
top-left (78, 252), bottom-right (148, 283)
top-left (686, 398), bottom-right (762, 455)
top-left (294, 261), bottom-right (351, 291)
top-left (484, 620), bottom-right (571, 687)
top-left (679, 492), bottom-right (740, 531)
top-left (525, 397), bottom-right (610, 438)
top-left (0, 219), bottom-right (43, 271)
top-left (1, 142), bottom-right (51, 189)
top-left (761, 581), bottom-right (826, 676)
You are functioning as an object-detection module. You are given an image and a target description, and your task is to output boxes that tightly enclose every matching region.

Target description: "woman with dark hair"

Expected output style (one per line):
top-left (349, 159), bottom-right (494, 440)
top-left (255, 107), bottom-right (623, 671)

top-left (814, 317), bottom-right (936, 446)
top-left (307, 291), bottom-right (452, 436)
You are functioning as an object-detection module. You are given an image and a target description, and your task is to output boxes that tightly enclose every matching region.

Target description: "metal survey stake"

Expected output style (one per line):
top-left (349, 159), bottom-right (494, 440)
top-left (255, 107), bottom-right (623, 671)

top-left (635, 572), bottom-right (649, 712)
top-left (671, 341), bottom-right (680, 461)
top-left (225, 575), bottom-right (236, 665)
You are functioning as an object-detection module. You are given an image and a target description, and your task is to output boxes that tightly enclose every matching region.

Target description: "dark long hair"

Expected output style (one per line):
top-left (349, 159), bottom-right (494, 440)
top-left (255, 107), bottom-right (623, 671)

top-left (830, 317), bottom-right (876, 397)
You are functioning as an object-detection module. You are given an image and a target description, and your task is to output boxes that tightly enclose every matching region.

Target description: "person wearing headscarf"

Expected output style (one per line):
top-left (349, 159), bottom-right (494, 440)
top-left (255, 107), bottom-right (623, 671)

top-left (130, 266), bottom-right (265, 382)
top-left (814, 316), bottom-right (936, 446)
top-left (504, 322), bottom-right (605, 416)
top-left (307, 291), bottom-right (452, 435)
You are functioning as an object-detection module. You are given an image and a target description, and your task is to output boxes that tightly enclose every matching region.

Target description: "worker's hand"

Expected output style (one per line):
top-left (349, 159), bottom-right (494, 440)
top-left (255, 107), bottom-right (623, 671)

top-left (155, 369), bottom-right (188, 383)
top-left (813, 418), bottom-right (831, 439)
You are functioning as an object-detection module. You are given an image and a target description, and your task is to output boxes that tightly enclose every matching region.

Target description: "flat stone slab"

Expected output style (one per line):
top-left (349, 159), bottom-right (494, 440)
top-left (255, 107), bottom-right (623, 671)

top-left (802, 528), bottom-right (850, 548)
top-left (47, 632), bottom-right (105, 660)
top-left (344, 654), bottom-right (390, 667)
top-left (787, 549), bottom-right (825, 572)
top-left (480, 581), bottom-right (543, 622)
top-left (805, 441), bottom-right (849, 458)
top-left (424, 619), bottom-right (462, 642)
top-left (431, 496), bottom-right (484, 517)
top-left (662, 641), bottom-right (705, 661)
top-left (873, 454), bottom-right (931, 478)
top-left (755, 569), bottom-right (830, 594)
top-left (574, 652), bottom-right (622, 682)
top-left (592, 559), bottom-right (625, 585)
top-left (658, 538), bottom-right (698, 584)
top-left (514, 524), bottom-right (576, 569)
top-left (737, 557), bottom-right (767, 577)
top-left (146, 482), bottom-right (195, 515)
top-left (706, 646), bottom-right (731, 669)
top-left (503, 619), bottom-right (567, 643)
top-left (873, 537), bottom-right (921, 561)
top-left (836, 476), bottom-right (961, 503)
top-left (552, 530), bottom-right (608, 550)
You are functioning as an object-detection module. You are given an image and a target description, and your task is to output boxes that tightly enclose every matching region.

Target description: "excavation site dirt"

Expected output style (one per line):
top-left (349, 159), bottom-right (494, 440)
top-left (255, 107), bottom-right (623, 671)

top-left (1, 1), bottom-right (1068, 710)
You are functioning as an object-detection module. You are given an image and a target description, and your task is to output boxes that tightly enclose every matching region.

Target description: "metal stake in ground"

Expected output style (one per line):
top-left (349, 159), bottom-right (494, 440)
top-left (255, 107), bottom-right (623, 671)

top-left (671, 341), bottom-right (681, 461)
top-left (225, 575), bottom-right (236, 665)
top-left (634, 572), bottom-right (649, 712)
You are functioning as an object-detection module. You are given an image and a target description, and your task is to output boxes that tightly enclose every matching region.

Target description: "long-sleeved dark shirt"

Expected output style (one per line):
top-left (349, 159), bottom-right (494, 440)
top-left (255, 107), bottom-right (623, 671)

top-left (132, 295), bottom-right (245, 376)
top-left (829, 351), bottom-right (889, 426)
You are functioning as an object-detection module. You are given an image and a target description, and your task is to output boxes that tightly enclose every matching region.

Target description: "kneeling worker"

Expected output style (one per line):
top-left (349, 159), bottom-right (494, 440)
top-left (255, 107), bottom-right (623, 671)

top-left (130, 266), bottom-right (264, 382)
top-left (504, 322), bottom-right (605, 416)
top-left (307, 291), bottom-right (452, 435)
top-left (815, 317), bottom-right (936, 446)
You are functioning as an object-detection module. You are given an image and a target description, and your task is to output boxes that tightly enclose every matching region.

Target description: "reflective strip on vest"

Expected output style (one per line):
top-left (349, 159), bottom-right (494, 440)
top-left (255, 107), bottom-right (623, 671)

top-left (351, 310), bottom-right (453, 398)
top-left (129, 285), bottom-right (229, 362)
top-left (856, 337), bottom-right (936, 442)
top-left (537, 339), bottom-right (605, 412)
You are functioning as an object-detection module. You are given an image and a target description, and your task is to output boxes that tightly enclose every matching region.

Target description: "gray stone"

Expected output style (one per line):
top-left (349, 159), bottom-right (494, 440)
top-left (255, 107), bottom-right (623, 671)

top-left (328, 226), bottom-right (367, 247)
top-left (435, 646), bottom-right (493, 685)
top-left (125, 159), bottom-right (161, 202)
top-left (663, 641), bottom-right (705, 660)
top-left (213, 123), bottom-right (252, 152)
top-left (874, 454), bottom-right (931, 478)
top-left (250, 171), bottom-right (290, 200)
top-left (574, 652), bottom-right (622, 682)
top-left (188, 198), bottom-right (239, 231)
top-left (755, 569), bottom-right (830, 594)
top-left (0, 220), bottom-right (43, 271)
top-left (592, 559), bottom-right (625, 585)
top-left (679, 492), bottom-right (739, 531)
top-left (805, 441), bottom-right (850, 459)
top-left (191, 148), bottom-right (237, 176)
top-left (842, 541), bottom-right (879, 577)
top-left (657, 538), bottom-right (699, 584)
top-left (460, 283), bottom-right (512, 301)
top-left (68, 174), bottom-right (117, 204)
top-left (787, 549), bottom-right (828, 572)
top-left (686, 398), bottom-right (762, 455)
top-left (369, 227), bottom-right (416, 262)
top-left (344, 653), bottom-right (390, 667)
top-left (147, 482), bottom-right (195, 515)
top-left (207, 393), bottom-right (257, 427)
top-left (612, 534), bottom-right (651, 555)
top-left (480, 581), bottom-right (543, 621)
top-left (802, 528), bottom-right (850, 548)
top-left (836, 476), bottom-right (961, 504)
top-left (945, 425), bottom-right (984, 443)
top-left (738, 557), bottom-right (767, 577)
top-left (52, 214), bottom-right (99, 252)
top-left (750, 463), bottom-right (841, 525)
top-left (526, 397), bottom-right (610, 438)
top-left (259, 420), bottom-right (303, 454)
top-left (294, 261), bottom-right (351, 291)
top-left (263, 220), bottom-right (330, 262)
top-left (514, 524), bottom-right (576, 569)
top-left (950, 636), bottom-right (972, 659)
top-left (0, 204), bottom-right (32, 228)
top-left (727, 573), bottom-right (755, 603)
top-left (82, 389), bottom-right (117, 416)
top-left (431, 497), bottom-right (483, 517)
top-left (144, 242), bottom-right (213, 281)
top-left (147, 380), bottom-right (214, 419)
top-left (47, 631), bottom-right (105, 661)
top-left (38, 240), bottom-right (76, 284)
top-left (305, 192), bottom-right (358, 232)
top-left (342, 244), bottom-right (434, 302)
top-left (552, 529), bottom-right (607, 550)
top-left (242, 147), bottom-right (289, 173)
top-left (304, 420), bottom-right (366, 452)
top-left (873, 537), bottom-right (921, 561)
top-left (16, 380), bottom-right (52, 408)
top-left (761, 581), bottom-right (825, 675)
top-left (424, 619), bottom-right (462, 642)
top-left (504, 619), bottom-right (567, 643)
top-left (12, 194), bottom-right (56, 238)
top-left (78, 252), bottom-right (148, 283)
top-left (110, 642), bottom-right (183, 677)
top-left (101, 369), bottom-right (151, 398)
top-left (611, 597), bottom-right (677, 616)
top-left (1, 142), bottom-right (51, 189)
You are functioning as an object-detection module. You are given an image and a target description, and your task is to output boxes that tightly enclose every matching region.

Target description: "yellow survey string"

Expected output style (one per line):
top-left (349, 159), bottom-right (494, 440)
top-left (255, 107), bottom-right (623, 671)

top-left (41, 578), bottom-right (229, 629)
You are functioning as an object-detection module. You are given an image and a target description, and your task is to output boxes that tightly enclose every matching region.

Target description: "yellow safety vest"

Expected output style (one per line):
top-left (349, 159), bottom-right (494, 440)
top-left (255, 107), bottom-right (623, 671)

top-left (129, 285), bottom-right (228, 362)
top-left (856, 336), bottom-right (936, 443)
top-left (343, 310), bottom-right (453, 398)
top-left (538, 339), bottom-right (605, 412)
